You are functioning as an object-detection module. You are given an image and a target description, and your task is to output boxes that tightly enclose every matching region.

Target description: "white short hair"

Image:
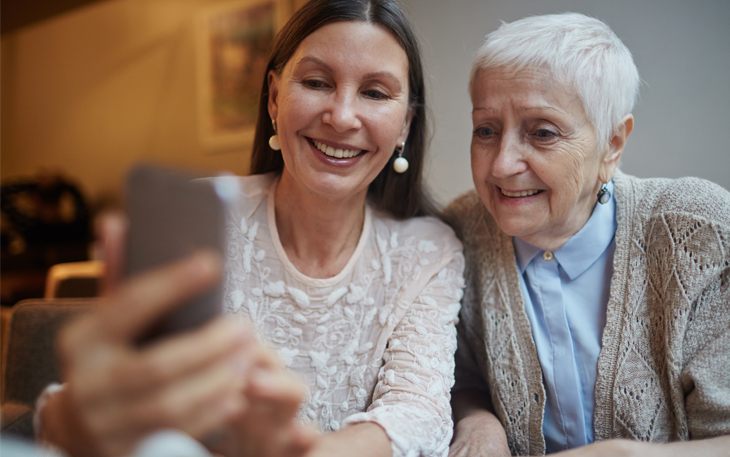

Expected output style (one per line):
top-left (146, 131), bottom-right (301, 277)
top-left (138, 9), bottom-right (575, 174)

top-left (470, 12), bottom-right (640, 147)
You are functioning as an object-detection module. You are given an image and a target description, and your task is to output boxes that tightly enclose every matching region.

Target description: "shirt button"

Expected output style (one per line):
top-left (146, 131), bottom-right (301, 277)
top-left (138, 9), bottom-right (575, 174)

top-left (542, 251), bottom-right (554, 261)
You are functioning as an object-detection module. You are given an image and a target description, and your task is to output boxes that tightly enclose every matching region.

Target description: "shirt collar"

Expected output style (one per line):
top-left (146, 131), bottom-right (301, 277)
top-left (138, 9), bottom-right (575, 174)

top-left (513, 181), bottom-right (616, 279)
top-left (514, 235), bottom-right (541, 274)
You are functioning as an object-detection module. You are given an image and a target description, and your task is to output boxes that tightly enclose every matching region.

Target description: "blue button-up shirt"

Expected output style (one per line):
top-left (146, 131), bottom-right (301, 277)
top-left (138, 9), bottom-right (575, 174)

top-left (513, 181), bottom-right (616, 453)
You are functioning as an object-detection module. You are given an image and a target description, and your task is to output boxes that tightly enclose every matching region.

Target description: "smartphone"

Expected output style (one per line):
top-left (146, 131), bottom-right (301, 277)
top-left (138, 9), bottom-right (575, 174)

top-left (124, 164), bottom-right (230, 345)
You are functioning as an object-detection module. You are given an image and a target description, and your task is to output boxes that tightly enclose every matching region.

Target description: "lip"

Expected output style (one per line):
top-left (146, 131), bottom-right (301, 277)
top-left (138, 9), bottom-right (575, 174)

top-left (307, 137), bottom-right (368, 167)
top-left (495, 185), bottom-right (544, 206)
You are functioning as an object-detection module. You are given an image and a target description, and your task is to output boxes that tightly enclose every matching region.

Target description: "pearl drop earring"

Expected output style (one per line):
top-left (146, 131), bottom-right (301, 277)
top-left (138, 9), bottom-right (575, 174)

top-left (597, 183), bottom-right (611, 204)
top-left (268, 119), bottom-right (281, 151)
top-left (393, 142), bottom-right (408, 173)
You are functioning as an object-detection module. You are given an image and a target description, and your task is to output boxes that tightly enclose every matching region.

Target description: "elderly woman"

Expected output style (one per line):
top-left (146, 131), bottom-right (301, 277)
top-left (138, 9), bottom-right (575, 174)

top-left (446, 12), bottom-right (730, 457)
top-left (37, 1), bottom-right (464, 456)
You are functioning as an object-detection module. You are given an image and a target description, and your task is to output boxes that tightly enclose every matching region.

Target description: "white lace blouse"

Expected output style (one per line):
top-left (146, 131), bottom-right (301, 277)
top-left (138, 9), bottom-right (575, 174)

top-left (220, 173), bottom-right (465, 457)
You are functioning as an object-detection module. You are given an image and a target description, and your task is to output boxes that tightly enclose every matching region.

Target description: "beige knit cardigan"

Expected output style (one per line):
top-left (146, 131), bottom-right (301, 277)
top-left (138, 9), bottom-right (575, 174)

top-left (444, 170), bottom-right (730, 455)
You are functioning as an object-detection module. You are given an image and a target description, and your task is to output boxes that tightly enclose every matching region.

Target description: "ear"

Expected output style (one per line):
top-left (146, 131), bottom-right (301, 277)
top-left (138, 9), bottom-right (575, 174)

top-left (267, 70), bottom-right (280, 123)
top-left (396, 109), bottom-right (414, 145)
top-left (598, 114), bottom-right (634, 183)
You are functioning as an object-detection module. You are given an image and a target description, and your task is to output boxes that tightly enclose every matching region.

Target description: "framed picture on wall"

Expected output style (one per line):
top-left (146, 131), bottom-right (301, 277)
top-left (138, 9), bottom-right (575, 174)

top-left (196, 0), bottom-right (295, 152)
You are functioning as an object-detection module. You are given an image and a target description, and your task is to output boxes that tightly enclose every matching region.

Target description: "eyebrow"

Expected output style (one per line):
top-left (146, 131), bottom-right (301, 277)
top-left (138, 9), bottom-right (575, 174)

top-left (296, 56), bottom-right (334, 73)
top-left (520, 106), bottom-right (565, 114)
top-left (295, 56), bottom-right (404, 92)
top-left (471, 106), bottom-right (565, 114)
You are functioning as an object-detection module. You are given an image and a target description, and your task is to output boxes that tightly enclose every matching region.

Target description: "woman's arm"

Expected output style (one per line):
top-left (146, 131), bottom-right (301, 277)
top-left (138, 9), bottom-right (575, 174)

top-left (304, 423), bottom-right (392, 457)
top-left (336, 249), bottom-right (466, 457)
top-left (554, 435), bottom-right (730, 457)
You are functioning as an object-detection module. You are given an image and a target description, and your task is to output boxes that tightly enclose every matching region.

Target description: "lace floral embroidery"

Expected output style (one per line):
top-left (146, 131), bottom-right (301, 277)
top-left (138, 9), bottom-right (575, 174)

top-left (221, 180), bottom-right (464, 457)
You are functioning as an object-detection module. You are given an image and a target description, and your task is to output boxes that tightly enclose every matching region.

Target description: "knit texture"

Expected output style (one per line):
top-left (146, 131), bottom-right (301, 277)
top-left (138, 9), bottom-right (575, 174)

top-left (444, 170), bottom-right (730, 455)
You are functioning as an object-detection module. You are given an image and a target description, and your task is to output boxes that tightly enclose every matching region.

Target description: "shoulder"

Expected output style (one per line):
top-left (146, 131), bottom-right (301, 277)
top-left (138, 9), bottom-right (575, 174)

top-left (208, 172), bottom-right (277, 219)
top-left (443, 190), bottom-right (484, 226)
top-left (208, 172), bottom-right (277, 199)
top-left (614, 171), bottom-right (730, 301)
top-left (615, 170), bottom-right (730, 228)
top-left (370, 210), bottom-right (463, 259)
top-left (443, 190), bottom-right (503, 249)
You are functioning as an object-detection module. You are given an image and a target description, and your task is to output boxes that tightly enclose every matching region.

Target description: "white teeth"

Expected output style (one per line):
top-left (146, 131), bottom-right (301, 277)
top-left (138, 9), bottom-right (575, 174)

top-left (313, 140), bottom-right (361, 159)
top-left (501, 188), bottom-right (541, 197)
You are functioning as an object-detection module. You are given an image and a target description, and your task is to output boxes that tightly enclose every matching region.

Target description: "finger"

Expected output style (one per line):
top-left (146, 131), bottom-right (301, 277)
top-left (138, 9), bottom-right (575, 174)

top-left (245, 342), bottom-right (284, 372)
top-left (99, 250), bottom-right (222, 343)
top-left (183, 391), bottom-right (247, 442)
top-left (62, 337), bottom-right (247, 455)
top-left (247, 369), bottom-right (305, 404)
top-left (109, 356), bottom-right (246, 438)
top-left (284, 424), bottom-right (318, 456)
top-left (271, 422), bottom-right (317, 457)
top-left (245, 369), bottom-right (306, 422)
top-left (98, 211), bottom-right (128, 296)
top-left (57, 309), bottom-right (115, 373)
top-left (110, 317), bottom-right (252, 394)
top-left (254, 423), bottom-right (316, 457)
top-left (235, 371), bottom-right (306, 446)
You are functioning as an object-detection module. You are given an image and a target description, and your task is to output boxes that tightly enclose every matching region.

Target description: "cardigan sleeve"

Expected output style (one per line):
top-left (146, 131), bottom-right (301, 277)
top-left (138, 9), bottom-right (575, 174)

top-left (343, 250), bottom-right (465, 457)
top-left (679, 247), bottom-right (730, 439)
top-left (652, 177), bottom-right (730, 439)
top-left (682, 326), bottom-right (730, 439)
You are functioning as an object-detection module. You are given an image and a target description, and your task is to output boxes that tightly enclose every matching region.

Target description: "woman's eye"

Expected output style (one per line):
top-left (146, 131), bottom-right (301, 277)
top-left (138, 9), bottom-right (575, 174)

top-left (304, 80), bottom-right (327, 89)
top-left (474, 127), bottom-right (496, 137)
top-left (363, 90), bottom-right (388, 100)
top-left (534, 128), bottom-right (558, 139)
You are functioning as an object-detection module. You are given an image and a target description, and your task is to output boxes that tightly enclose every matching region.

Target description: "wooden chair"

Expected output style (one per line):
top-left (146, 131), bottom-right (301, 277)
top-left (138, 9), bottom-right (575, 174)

top-left (44, 260), bottom-right (104, 299)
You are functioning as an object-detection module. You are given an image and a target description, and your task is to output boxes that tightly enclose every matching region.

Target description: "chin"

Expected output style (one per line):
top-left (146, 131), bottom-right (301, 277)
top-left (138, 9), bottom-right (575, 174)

top-left (307, 174), bottom-right (368, 198)
top-left (494, 216), bottom-right (540, 239)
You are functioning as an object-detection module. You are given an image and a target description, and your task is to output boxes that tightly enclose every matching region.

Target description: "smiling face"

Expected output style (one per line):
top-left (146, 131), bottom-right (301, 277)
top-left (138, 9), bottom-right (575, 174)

top-left (470, 66), bottom-right (625, 250)
top-left (267, 21), bottom-right (411, 203)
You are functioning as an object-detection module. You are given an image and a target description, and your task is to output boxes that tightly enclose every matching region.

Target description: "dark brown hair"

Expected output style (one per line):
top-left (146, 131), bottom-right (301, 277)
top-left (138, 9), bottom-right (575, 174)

top-left (250, 0), bottom-right (437, 219)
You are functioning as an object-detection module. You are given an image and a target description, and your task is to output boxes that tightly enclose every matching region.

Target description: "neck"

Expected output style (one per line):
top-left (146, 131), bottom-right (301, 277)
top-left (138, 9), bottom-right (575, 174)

top-left (519, 229), bottom-right (583, 252)
top-left (274, 172), bottom-right (367, 279)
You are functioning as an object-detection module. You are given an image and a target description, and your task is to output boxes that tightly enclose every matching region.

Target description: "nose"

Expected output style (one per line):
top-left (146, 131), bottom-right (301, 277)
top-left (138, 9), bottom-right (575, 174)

top-left (490, 132), bottom-right (528, 178)
top-left (322, 90), bottom-right (362, 132)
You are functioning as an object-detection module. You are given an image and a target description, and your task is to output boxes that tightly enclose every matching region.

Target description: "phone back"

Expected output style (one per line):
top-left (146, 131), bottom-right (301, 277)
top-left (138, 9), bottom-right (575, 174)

top-left (125, 164), bottom-right (226, 344)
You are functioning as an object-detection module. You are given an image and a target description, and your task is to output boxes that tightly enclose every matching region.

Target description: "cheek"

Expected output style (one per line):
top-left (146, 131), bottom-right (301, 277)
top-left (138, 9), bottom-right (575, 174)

top-left (470, 148), bottom-right (495, 205)
top-left (364, 105), bottom-right (408, 145)
top-left (549, 149), bottom-right (588, 196)
top-left (544, 146), bottom-right (600, 218)
top-left (280, 88), bottom-right (320, 122)
top-left (470, 145), bottom-right (491, 180)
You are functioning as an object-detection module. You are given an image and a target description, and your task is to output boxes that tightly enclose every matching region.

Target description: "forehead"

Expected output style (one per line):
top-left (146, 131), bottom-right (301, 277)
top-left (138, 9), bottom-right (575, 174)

top-left (287, 21), bottom-right (409, 77)
top-left (471, 66), bottom-right (584, 117)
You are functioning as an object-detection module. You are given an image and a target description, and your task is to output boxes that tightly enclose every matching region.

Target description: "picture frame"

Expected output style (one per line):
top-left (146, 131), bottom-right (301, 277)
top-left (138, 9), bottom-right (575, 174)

top-left (196, 0), bottom-right (294, 152)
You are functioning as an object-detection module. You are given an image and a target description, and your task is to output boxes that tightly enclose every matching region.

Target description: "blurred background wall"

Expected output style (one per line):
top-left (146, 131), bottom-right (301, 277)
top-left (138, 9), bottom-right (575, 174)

top-left (1, 0), bottom-right (286, 208)
top-left (2, 0), bottom-right (729, 208)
